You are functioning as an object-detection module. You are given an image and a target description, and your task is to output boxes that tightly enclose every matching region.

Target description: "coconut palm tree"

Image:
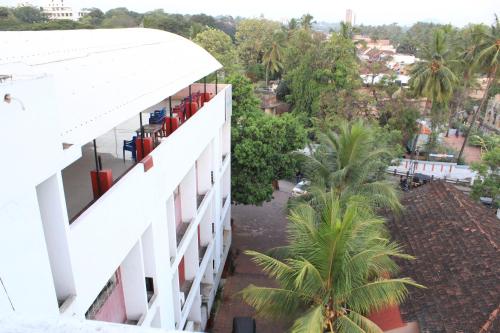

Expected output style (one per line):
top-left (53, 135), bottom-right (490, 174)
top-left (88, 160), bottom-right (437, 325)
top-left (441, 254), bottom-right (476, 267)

top-left (302, 121), bottom-right (402, 212)
top-left (457, 16), bottom-right (500, 162)
top-left (409, 29), bottom-right (458, 150)
top-left (446, 24), bottom-right (485, 137)
top-left (263, 31), bottom-right (286, 87)
top-left (240, 195), bottom-right (422, 333)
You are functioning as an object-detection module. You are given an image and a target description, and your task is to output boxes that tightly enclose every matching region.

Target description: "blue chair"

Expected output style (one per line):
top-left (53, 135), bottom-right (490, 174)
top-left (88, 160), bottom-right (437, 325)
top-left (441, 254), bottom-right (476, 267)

top-left (148, 107), bottom-right (167, 124)
top-left (123, 136), bottom-right (137, 162)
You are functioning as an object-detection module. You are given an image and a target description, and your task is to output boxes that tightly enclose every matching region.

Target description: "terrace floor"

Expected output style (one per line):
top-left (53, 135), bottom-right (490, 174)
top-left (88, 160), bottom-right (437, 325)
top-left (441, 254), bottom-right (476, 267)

top-left (62, 142), bottom-right (135, 221)
top-left (210, 180), bottom-right (293, 333)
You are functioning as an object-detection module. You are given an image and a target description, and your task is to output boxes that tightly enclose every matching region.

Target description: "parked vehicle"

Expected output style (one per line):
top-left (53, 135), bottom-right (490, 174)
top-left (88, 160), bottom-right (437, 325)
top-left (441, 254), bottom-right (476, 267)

top-left (292, 180), bottom-right (311, 197)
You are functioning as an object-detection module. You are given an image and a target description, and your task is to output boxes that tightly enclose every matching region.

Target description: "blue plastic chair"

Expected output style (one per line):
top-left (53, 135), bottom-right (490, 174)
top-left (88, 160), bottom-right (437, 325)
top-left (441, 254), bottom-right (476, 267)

top-left (123, 136), bottom-right (137, 162)
top-left (149, 107), bottom-right (167, 124)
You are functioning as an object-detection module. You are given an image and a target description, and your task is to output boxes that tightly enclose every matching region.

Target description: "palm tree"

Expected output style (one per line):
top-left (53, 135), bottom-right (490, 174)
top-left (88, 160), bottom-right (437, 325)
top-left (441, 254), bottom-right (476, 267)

top-left (300, 13), bottom-right (314, 30)
top-left (446, 24), bottom-right (485, 137)
top-left (409, 29), bottom-right (458, 151)
top-left (457, 16), bottom-right (500, 162)
top-left (302, 121), bottom-right (402, 212)
top-left (240, 195), bottom-right (422, 333)
top-left (410, 29), bottom-right (458, 116)
top-left (263, 31), bottom-right (286, 86)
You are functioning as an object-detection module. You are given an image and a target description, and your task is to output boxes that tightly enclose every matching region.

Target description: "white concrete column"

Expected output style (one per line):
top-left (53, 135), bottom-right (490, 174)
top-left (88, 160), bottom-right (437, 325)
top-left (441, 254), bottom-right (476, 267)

top-left (0, 187), bottom-right (59, 316)
top-left (187, 290), bottom-right (202, 323)
top-left (164, 195), bottom-right (177, 260)
top-left (180, 166), bottom-right (197, 222)
top-left (199, 204), bottom-right (212, 247)
top-left (121, 242), bottom-right (148, 321)
top-left (170, 273), bottom-right (182, 329)
top-left (184, 237), bottom-right (199, 281)
top-left (35, 173), bottom-right (76, 305)
top-left (197, 143), bottom-right (213, 195)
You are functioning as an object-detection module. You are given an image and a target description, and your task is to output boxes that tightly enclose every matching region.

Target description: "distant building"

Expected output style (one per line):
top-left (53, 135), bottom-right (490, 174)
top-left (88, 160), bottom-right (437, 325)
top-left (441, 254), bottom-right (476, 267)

top-left (482, 94), bottom-right (500, 133)
top-left (42, 0), bottom-right (88, 21)
top-left (345, 9), bottom-right (354, 25)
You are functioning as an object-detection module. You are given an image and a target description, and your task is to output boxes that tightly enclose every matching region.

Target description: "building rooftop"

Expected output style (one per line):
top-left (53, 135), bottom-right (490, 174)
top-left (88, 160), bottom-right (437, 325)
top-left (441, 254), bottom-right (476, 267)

top-left (0, 28), bottom-right (221, 145)
top-left (388, 182), bottom-right (500, 333)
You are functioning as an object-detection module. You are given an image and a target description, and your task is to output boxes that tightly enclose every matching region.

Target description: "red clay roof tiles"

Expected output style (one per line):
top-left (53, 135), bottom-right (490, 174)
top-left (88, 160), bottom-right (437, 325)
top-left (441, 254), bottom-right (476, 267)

top-left (388, 182), bottom-right (500, 333)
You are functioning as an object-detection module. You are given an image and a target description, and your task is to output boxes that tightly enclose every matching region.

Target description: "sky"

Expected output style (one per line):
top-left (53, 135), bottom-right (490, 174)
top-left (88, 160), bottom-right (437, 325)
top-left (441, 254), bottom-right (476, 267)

top-left (6, 0), bottom-right (499, 26)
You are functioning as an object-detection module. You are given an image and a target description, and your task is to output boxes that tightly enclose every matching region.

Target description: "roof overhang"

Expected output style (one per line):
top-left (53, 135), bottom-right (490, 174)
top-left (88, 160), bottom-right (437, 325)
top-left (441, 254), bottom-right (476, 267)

top-left (0, 28), bottom-right (222, 145)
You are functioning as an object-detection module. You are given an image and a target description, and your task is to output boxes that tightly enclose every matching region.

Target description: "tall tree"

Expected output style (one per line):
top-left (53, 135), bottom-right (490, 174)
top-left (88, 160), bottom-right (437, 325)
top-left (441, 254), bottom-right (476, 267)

top-left (458, 16), bottom-right (500, 162)
top-left (300, 13), bottom-right (314, 30)
top-left (241, 194), bottom-right (421, 333)
top-left (235, 18), bottom-right (281, 72)
top-left (193, 28), bottom-right (239, 75)
top-left (446, 24), bottom-right (485, 136)
top-left (229, 74), bottom-right (306, 205)
top-left (410, 29), bottom-right (458, 149)
top-left (263, 30), bottom-right (286, 86)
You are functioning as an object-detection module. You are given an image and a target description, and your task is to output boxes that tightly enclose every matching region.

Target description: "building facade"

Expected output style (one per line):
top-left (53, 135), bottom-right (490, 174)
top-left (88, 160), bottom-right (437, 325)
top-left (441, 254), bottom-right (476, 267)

top-left (42, 0), bottom-right (88, 21)
top-left (0, 29), bottom-right (231, 332)
top-left (482, 94), bottom-right (500, 133)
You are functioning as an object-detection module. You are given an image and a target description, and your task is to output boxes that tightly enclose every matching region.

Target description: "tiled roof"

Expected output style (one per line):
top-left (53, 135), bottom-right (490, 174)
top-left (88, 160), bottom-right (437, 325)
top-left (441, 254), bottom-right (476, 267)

top-left (388, 182), bottom-right (500, 333)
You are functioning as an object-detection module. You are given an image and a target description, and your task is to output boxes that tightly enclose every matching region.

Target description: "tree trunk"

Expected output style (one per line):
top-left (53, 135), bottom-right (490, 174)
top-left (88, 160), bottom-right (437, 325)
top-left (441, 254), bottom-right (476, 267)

top-left (446, 83), bottom-right (468, 137)
top-left (265, 63), bottom-right (269, 87)
top-left (457, 66), bottom-right (496, 163)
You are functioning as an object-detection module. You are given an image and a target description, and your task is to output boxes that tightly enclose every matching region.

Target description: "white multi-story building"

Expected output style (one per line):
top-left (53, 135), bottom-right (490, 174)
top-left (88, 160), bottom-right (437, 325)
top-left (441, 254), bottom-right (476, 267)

top-left (42, 0), bottom-right (88, 21)
top-left (0, 28), bottom-right (232, 332)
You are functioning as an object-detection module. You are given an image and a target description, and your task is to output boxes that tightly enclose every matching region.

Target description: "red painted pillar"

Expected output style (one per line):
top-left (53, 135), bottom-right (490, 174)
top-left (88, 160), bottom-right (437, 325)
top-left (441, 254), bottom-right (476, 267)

top-left (203, 92), bottom-right (212, 104)
top-left (90, 170), bottom-right (113, 199)
top-left (186, 102), bottom-right (198, 119)
top-left (369, 305), bottom-right (405, 331)
top-left (135, 137), bottom-right (153, 161)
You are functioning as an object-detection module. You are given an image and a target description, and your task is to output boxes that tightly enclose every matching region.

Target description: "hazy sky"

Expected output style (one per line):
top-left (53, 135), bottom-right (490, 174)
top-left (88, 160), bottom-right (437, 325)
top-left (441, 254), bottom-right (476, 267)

top-left (6, 0), bottom-right (499, 26)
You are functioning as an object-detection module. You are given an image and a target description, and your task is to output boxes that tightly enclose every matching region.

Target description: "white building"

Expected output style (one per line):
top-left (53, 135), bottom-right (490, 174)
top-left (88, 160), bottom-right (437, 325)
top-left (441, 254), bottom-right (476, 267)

top-left (42, 0), bottom-right (88, 21)
top-left (0, 28), bottom-right (232, 332)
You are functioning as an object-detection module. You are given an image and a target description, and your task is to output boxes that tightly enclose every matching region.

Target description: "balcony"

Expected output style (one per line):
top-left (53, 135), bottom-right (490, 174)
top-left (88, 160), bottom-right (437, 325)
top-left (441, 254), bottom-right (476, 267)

top-left (63, 82), bottom-right (228, 223)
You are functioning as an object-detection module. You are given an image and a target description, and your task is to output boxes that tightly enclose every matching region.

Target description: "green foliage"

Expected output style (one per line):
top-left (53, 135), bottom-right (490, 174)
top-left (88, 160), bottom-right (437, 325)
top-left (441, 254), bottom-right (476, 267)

top-left (12, 6), bottom-right (46, 23)
top-left (357, 23), bottom-right (404, 46)
top-left (283, 30), bottom-right (360, 122)
top-left (193, 28), bottom-right (240, 75)
top-left (381, 100), bottom-right (420, 144)
top-left (79, 8), bottom-right (104, 26)
top-left (101, 7), bottom-right (141, 28)
top-left (240, 195), bottom-right (421, 332)
top-left (263, 30), bottom-right (286, 85)
top-left (229, 74), bottom-right (306, 205)
top-left (470, 140), bottom-right (500, 207)
top-left (235, 18), bottom-right (282, 71)
top-left (303, 121), bottom-right (402, 211)
top-left (143, 10), bottom-right (190, 36)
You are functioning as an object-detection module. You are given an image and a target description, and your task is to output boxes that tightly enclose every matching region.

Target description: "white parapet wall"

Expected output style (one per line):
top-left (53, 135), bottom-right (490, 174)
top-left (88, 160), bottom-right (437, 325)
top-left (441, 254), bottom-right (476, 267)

top-left (387, 159), bottom-right (477, 183)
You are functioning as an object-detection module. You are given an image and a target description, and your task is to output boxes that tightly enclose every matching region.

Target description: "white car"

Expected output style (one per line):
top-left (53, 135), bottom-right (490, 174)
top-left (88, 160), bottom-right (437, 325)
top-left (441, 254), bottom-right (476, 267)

top-left (292, 180), bottom-right (311, 197)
